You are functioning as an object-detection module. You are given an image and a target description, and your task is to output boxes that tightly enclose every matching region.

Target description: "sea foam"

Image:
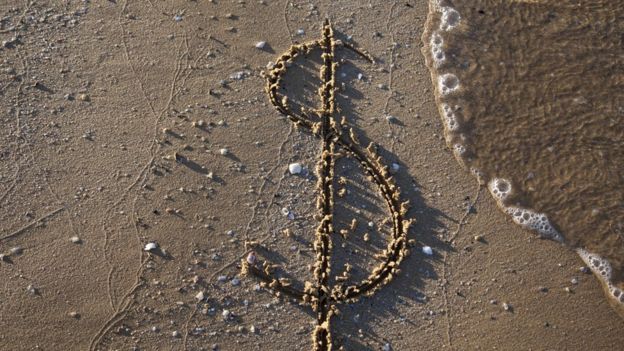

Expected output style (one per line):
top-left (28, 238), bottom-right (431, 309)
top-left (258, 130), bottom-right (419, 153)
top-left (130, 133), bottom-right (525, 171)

top-left (422, 0), bottom-right (623, 314)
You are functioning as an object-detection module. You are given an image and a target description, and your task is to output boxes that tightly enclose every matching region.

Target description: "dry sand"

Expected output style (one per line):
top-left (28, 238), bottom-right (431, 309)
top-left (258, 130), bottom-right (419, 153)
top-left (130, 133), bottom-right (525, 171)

top-left (0, 1), bottom-right (622, 350)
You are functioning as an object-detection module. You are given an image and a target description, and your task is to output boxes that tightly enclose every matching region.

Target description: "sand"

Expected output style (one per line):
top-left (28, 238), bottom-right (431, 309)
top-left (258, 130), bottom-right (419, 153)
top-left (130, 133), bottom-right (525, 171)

top-left (0, 1), bottom-right (622, 350)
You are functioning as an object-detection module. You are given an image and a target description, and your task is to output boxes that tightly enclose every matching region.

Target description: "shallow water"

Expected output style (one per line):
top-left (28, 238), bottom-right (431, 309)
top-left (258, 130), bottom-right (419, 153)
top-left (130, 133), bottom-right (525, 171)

top-left (423, 0), bottom-right (623, 312)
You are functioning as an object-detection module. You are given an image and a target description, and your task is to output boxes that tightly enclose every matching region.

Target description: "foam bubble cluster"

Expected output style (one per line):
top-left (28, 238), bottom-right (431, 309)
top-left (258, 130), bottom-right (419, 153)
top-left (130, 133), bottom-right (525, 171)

top-left (440, 7), bottom-right (461, 31)
top-left (504, 207), bottom-right (562, 242)
top-left (488, 178), bottom-right (563, 242)
top-left (488, 178), bottom-right (512, 202)
top-left (438, 73), bottom-right (460, 95)
top-left (441, 103), bottom-right (459, 131)
top-left (577, 249), bottom-right (624, 305)
top-left (578, 248), bottom-right (613, 281)
top-left (453, 143), bottom-right (466, 157)
top-left (430, 31), bottom-right (445, 66)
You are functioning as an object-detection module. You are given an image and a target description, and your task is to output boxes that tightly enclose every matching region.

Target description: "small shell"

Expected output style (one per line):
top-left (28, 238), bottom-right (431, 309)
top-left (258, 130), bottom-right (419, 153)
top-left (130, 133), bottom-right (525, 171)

top-left (144, 242), bottom-right (158, 252)
top-left (246, 251), bottom-right (257, 265)
top-left (288, 162), bottom-right (302, 175)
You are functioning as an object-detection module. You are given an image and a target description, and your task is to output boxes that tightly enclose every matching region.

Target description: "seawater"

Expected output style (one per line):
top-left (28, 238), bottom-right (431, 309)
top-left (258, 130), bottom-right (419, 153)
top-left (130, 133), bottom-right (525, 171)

top-left (422, 0), bottom-right (623, 316)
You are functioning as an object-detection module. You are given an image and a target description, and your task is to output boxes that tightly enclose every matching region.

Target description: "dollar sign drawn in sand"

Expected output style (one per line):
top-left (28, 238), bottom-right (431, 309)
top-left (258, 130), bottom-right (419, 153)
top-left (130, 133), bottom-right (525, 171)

top-left (241, 20), bottom-right (411, 351)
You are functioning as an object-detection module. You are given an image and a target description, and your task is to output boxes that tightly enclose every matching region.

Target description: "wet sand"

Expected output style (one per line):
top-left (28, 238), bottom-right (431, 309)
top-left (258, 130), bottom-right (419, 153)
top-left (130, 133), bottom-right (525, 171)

top-left (0, 1), bottom-right (622, 350)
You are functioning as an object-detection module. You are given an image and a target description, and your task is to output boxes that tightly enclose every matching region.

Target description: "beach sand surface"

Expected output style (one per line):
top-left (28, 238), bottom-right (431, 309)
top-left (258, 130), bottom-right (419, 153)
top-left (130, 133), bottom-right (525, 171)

top-left (0, 1), bottom-right (622, 350)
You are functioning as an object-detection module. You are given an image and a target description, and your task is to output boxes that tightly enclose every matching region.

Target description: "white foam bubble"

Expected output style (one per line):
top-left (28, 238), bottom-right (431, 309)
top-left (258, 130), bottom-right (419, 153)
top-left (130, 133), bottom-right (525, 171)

top-left (440, 7), bottom-right (461, 31)
top-left (505, 207), bottom-right (562, 242)
top-left (488, 178), bottom-right (562, 241)
top-left (438, 73), bottom-right (460, 95)
top-left (430, 31), bottom-right (446, 66)
top-left (488, 178), bottom-right (512, 203)
top-left (577, 248), bottom-right (613, 281)
top-left (470, 168), bottom-right (486, 185)
top-left (453, 143), bottom-right (466, 157)
top-left (440, 103), bottom-right (459, 131)
top-left (612, 287), bottom-right (624, 304)
top-left (577, 248), bottom-right (624, 307)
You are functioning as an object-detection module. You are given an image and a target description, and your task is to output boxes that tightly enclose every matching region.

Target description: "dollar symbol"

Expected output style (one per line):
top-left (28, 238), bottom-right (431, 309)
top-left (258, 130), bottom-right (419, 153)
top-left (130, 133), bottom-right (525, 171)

top-left (242, 20), bottom-right (411, 351)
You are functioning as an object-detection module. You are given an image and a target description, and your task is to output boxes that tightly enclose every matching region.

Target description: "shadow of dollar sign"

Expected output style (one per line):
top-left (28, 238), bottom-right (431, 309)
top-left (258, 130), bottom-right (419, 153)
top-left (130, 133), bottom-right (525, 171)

top-left (241, 19), bottom-right (411, 351)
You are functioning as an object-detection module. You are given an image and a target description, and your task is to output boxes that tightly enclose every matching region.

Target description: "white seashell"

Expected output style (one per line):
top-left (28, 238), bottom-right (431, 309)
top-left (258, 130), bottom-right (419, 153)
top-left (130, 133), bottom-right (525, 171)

top-left (144, 242), bottom-right (158, 252)
top-left (422, 246), bottom-right (433, 256)
top-left (246, 251), bottom-right (257, 265)
top-left (288, 162), bottom-right (302, 175)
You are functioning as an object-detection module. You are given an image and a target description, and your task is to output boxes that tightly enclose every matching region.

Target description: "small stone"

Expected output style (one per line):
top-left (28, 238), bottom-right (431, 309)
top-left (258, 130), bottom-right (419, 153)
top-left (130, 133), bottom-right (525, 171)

top-left (26, 284), bottom-right (37, 295)
top-left (422, 246), bottom-right (433, 256)
top-left (9, 247), bottom-right (23, 256)
top-left (250, 325), bottom-right (257, 334)
top-left (151, 326), bottom-right (159, 333)
top-left (288, 162), bottom-right (302, 175)
top-left (195, 291), bottom-right (205, 301)
top-left (570, 277), bottom-right (578, 285)
top-left (217, 275), bottom-right (228, 282)
top-left (473, 235), bottom-right (483, 242)
top-left (391, 163), bottom-right (400, 172)
top-left (173, 14), bottom-right (183, 22)
top-left (246, 251), bottom-right (257, 265)
top-left (219, 148), bottom-right (229, 156)
top-left (502, 302), bottom-right (513, 312)
top-left (385, 115), bottom-right (397, 123)
top-left (172, 330), bottom-right (181, 338)
top-left (69, 311), bottom-right (80, 319)
top-left (77, 93), bottom-right (90, 102)
top-left (70, 236), bottom-right (82, 244)
top-left (222, 309), bottom-right (231, 320)
top-left (383, 343), bottom-right (391, 351)
top-left (231, 277), bottom-right (241, 286)
top-left (144, 242), bottom-right (158, 252)
top-left (255, 41), bottom-right (267, 49)
top-left (296, 29), bottom-right (305, 35)
top-left (281, 207), bottom-right (290, 217)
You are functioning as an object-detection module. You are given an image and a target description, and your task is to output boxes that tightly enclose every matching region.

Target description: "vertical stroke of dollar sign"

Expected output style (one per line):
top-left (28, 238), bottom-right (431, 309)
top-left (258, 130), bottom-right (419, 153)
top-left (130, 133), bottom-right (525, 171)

top-left (241, 20), bottom-right (411, 351)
